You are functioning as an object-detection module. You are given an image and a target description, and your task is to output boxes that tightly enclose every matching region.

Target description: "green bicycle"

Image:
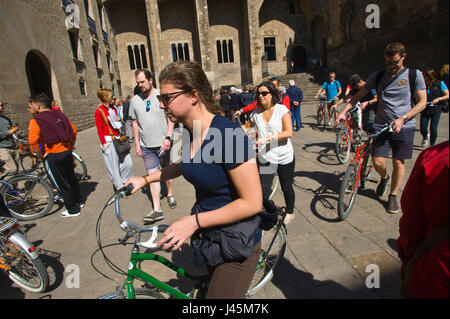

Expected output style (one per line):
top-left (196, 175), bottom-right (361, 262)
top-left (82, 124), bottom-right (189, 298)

top-left (95, 185), bottom-right (287, 299)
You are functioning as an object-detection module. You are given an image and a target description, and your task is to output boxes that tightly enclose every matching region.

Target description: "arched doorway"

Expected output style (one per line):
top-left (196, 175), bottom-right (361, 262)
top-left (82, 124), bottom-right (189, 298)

top-left (291, 45), bottom-right (307, 73)
top-left (25, 50), bottom-right (54, 100)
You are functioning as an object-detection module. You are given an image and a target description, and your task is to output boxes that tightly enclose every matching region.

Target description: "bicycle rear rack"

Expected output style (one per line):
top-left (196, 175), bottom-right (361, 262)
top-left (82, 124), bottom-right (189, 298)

top-left (0, 217), bottom-right (17, 234)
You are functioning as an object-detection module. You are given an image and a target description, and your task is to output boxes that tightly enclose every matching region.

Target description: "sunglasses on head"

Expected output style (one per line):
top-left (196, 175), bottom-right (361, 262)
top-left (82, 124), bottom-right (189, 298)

top-left (257, 91), bottom-right (271, 97)
top-left (157, 89), bottom-right (191, 107)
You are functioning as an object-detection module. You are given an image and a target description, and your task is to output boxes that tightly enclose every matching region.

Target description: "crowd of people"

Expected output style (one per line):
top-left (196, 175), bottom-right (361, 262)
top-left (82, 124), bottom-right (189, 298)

top-left (0, 41), bottom-right (448, 299)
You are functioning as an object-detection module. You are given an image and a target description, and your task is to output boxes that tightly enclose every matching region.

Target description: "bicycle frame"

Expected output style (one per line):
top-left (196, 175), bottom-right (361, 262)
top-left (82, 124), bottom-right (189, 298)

top-left (125, 244), bottom-right (209, 299)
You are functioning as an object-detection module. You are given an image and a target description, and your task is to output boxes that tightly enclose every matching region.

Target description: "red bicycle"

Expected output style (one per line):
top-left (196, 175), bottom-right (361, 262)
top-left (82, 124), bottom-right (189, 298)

top-left (334, 102), bottom-right (362, 164)
top-left (337, 123), bottom-right (391, 220)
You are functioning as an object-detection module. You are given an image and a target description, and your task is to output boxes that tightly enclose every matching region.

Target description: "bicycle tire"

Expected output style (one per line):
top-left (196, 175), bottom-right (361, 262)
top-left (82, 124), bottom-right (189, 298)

top-left (0, 238), bottom-right (49, 293)
top-left (246, 223), bottom-right (287, 297)
top-left (338, 163), bottom-right (359, 220)
top-left (322, 107), bottom-right (328, 131)
top-left (18, 153), bottom-right (40, 171)
top-left (316, 107), bottom-right (323, 126)
top-left (1, 174), bottom-right (54, 221)
top-left (268, 174), bottom-right (279, 200)
top-left (360, 157), bottom-right (374, 190)
top-left (72, 152), bottom-right (88, 181)
top-left (98, 287), bottom-right (166, 299)
top-left (335, 129), bottom-right (351, 164)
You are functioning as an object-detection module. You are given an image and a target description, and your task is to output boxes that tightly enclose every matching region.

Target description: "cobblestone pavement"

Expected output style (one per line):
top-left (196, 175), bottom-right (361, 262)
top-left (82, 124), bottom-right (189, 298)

top-left (1, 102), bottom-right (448, 299)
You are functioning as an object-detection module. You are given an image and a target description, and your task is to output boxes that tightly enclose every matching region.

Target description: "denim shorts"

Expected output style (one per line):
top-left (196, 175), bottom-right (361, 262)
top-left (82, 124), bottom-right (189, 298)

top-left (141, 145), bottom-right (170, 172)
top-left (372, 127), bottom-right (415, 160)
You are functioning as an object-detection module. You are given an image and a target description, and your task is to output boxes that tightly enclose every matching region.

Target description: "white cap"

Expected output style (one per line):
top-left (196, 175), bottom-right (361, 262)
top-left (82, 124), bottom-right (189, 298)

top-left (289, 80), bottom-right (295, 86)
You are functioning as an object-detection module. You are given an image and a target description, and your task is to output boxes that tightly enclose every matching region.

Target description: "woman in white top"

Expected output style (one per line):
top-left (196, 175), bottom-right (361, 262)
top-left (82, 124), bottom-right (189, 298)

top-left (243, 81), bottom-right (296, 224)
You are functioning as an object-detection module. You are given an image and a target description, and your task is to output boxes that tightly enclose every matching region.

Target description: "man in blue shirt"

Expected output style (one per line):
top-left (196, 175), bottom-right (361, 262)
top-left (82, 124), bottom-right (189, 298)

top-left (315, 72), bottom-right (342, 124)
top-left (286, 80), bottom-right (303, 131)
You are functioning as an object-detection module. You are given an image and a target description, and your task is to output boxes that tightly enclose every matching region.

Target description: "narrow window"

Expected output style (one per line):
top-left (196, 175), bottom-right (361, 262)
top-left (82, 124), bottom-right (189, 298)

top-left (177, 43), bottom-right (184, 61)
top-left (216, 40), bottom-right (222, 63)
top-left (134, 44), bottom-right (142, 69)
top-left (127, 45), bottom-right (135, 70)
top-left (140, 44), bottom-right (148, 68)
top-left (222, 40), bottom-right (228, 63)
top-left (172, 44), bottom-right (178, 62)
top-left (68, 32), bottom-right (78, 59)
top-left (79, 79), bottom-right (86, 96)
top-left (183, 43), bottom-right (190, 61)
top-left (228, 40), bottom-right (234, 63)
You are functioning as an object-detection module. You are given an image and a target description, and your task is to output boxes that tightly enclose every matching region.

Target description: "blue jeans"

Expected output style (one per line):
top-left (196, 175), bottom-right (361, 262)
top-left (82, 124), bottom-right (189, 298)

top-left (420, 111), bottom-right (442, 146)
top-left (291, 105), bottom-right (301, 131)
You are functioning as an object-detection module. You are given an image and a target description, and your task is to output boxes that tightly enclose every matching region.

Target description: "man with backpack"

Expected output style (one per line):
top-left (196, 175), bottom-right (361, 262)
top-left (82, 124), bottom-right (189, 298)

top-left (27, 93), bottom-right (83, 218)
top-left (336, 42), bottom-right (427, 214)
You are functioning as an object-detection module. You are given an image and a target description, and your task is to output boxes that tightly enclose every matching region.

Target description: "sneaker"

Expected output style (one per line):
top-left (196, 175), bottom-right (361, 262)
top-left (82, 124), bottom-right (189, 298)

top-left (60, 210), bottom-right (80, 218)
top-left (386, 194), bottom-right (400, 214)
top-left (376, 175), bottom-right (391, 197)
top-left (78, 202), bottom-right (85, 208)
top-left (143, 210), bottom-right (164, 223)
top-left (167, 195), bottom-right (177, 209)
top-left (284, 213), bottom-right (295, 225)
top-left (421, 137), bottom-right (429, 147)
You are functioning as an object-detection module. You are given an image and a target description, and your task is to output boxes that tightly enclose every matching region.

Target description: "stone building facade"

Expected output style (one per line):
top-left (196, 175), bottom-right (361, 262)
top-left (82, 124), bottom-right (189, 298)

top-left (0, 0), bottom-right (448, 131)
top-left (0, 0), bottom-right (122, 131)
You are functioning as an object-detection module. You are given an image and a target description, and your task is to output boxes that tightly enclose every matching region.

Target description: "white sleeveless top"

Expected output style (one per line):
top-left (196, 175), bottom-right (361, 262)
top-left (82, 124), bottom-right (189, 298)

top-left (250, 104), bottom-right (294, 165)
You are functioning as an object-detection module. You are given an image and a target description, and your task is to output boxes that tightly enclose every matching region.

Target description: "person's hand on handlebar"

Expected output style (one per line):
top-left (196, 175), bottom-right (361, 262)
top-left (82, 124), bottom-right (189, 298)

top-left (390, 117), bottom-right (405, 134)
top-left (335, 111), bottom-right (346, 127)
top-left (124, 176), bottom-right (147, 195)
top-left (157, 215), bottom-right (199, 251)
top-left (234, 110), bottom-right (242, 117)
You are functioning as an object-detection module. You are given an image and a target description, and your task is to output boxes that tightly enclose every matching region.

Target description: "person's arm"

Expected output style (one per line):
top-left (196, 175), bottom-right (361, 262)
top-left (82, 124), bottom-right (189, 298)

top-left (314, 87), bottom-right (325, 99)
top-left (157, 158), bottom-right (262, 251)
top-left (69, 121), bottom-right (77, 149)
top-left (336, 87), bottom-right (370, 124)
top-left (238, 100), bottom-right (258, 115)
top-left (433, 82), bottom-right (449, 104)
top-left (161, 118), bottom-right (175, 151)
top-left (132, 119), bottom-right (142, 157)
top-left (28, 119), bottom-right (44, 159)
top-left (125, 162), bottom-right (182, 193)
top-left (95, 109), bottom-right (108, 146)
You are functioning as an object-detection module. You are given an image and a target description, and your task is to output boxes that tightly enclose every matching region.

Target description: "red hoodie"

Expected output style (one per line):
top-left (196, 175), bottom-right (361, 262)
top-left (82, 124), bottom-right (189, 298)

top-left (397, 141), bottom-right (449, 299)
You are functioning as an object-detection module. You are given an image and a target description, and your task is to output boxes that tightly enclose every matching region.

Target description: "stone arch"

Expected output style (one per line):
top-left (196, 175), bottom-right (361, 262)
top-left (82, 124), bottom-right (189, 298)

top-left (291, 45), bottom-right (307, 72)
top-left (25, 50), bottom-right (54, 100)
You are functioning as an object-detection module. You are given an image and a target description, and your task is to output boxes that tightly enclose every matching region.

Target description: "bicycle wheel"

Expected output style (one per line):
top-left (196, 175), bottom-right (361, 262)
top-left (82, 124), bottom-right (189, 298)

top-left (360, 157), bottom-right (374, 190)
top-left (19, 153), bottom-right (40, 171)
top-left (316, 107), bottom-right (323, 126)
top-left (335, 129), bottom-right (351, 164)
top-left (268, 174), bottom-right (279, 200)
top-left (338, 163), bottom-right (360, 220)
top-left (1, 174), bottom-right (54, 220)
top-left (246, 223), bottom-right (287, 297)
top-left (322, 107), bottom-right (329, 131)
top-left (72, 152), bottom-right (88, 181)
top-left (0, 238), bottom-right (49, 293)
top-left (98, 287), bottom-right (166, 299)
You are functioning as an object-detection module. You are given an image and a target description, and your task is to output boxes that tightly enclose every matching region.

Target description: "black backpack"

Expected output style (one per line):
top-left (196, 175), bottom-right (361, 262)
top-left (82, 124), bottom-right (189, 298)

top-left (374, 68), bottom-right (418, 108)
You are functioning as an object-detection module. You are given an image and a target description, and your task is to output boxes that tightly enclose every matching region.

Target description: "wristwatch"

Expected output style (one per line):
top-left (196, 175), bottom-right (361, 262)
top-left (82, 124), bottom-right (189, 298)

top-left (164, 136), bottom-right (171, 141)
top-left (402, 115), bottom-right (408, 123)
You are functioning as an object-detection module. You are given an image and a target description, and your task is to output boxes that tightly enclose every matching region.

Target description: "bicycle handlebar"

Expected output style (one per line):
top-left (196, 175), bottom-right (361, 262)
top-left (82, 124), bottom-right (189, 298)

top-left (108, 185), bottom-right (169, 247)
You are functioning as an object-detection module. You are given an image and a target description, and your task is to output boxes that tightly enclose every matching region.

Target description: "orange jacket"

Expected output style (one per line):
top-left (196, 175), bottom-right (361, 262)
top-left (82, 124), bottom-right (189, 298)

top-left (28, 116), bottom-right (77, 155)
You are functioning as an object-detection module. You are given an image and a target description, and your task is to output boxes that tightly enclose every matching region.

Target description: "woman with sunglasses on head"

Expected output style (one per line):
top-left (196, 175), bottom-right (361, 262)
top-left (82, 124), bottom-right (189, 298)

top-left (94, 89), bottom-right (133, 191)
top-left (242, 81), bottom-right (296, 225)
top-left (125, 61), bottom-right (262, 299)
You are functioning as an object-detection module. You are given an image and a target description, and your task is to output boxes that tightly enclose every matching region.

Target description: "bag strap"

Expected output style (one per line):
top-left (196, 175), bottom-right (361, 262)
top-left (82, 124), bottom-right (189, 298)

top-left (408, 68), bottom-right (417, 105)
top-left (400, 221), bottom-right (449, 296)
top-left (97, 107), bottom-right (115, 138)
